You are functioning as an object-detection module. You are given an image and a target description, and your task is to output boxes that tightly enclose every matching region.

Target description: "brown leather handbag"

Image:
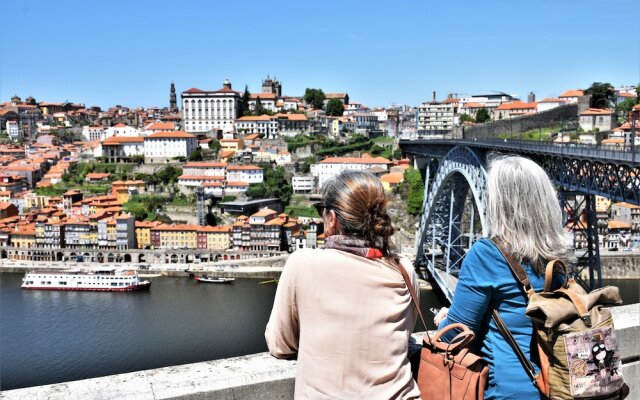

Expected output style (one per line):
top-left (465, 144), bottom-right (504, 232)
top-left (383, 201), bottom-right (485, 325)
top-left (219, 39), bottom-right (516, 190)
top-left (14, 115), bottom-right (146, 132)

top-left (392, 257), bottom-right (489, 400)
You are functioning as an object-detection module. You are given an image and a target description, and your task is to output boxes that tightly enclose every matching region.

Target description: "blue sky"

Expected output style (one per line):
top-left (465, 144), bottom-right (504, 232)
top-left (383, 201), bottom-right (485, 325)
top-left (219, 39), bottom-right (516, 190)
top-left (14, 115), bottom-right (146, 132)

top-left (1, 0), bottom-right (638, 109)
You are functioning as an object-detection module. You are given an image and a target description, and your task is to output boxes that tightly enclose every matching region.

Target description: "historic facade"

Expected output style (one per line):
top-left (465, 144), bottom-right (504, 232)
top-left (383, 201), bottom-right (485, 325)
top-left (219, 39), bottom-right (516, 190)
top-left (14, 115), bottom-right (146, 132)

top-left (181, 79), bottom-right (242, 134)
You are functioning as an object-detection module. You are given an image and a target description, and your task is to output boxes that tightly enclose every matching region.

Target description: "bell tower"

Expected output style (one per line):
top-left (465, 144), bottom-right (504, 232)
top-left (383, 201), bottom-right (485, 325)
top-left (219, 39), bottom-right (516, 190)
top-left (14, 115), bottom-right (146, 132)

top-left (170, 81), bottom-right (178, 112)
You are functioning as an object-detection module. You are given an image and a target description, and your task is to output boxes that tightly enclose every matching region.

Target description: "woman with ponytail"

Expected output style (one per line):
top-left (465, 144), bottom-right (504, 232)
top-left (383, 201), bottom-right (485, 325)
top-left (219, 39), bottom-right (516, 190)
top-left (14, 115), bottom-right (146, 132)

top-left (265, 170), bottom-right (421, 399)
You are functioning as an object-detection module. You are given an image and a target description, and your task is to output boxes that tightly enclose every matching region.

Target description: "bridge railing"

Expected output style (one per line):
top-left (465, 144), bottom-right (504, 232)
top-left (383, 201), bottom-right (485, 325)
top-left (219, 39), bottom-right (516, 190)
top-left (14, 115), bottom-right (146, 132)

top-left (3, 304), bottom-right (637, 399)
top-left (401, 138), bottom-right (639, 163)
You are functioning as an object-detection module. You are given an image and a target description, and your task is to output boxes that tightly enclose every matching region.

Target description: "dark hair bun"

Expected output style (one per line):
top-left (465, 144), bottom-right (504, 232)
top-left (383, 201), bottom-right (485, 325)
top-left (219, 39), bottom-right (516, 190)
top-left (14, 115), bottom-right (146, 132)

top-left (372, 207), bottom-right (394, 239)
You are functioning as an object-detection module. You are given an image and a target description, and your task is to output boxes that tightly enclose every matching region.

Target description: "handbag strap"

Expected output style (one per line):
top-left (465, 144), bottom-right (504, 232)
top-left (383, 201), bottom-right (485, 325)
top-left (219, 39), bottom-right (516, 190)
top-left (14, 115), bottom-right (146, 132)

top-left (383, 256), bottom-right (431, 346)
top-left (489, 238), bottom-right (540, 390)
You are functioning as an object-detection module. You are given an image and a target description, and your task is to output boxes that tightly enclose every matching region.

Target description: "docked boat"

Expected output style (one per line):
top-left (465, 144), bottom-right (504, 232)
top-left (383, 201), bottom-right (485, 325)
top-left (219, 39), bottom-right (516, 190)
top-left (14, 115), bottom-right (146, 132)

top-left (193, 275), bottom-right (235, 284)
top-left (21, 268), bottom-right (151, 292)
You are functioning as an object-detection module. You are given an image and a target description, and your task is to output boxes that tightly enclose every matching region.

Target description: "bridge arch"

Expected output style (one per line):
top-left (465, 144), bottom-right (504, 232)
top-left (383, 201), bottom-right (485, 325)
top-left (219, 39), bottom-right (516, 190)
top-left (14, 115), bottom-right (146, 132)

top-left (415, 146), bottom-right (488, 301)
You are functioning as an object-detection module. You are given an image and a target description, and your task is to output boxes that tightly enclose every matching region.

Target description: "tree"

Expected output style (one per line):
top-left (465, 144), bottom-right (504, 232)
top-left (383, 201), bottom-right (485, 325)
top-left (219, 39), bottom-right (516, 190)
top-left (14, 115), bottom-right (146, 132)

top-left (393, 148), bottom-right (403, 160)
top-left (188, 148), bottom-right (203, 161)
top-left (131, 154), bottom-right (145, 164)
top-left (241, 85), bottom-right (250, 115)
top-left (459, 114), bottom-right (474, 124)
top-left (304, 88), bottom-right (326, 110)
top-left (616, 98), bottom-right (637, 115)
top-left (326, 99), bottom-right (344, 116)
top-left (403, 168), bottom-right (424, 216)
top-left (245, 165), bottom-right (292, 205)
top-left (475, 108), bottom-right (491, 123)
top-left (584, 82), bottom-right (616, 109)
top-left (208, 138), bottom-right (221, 152)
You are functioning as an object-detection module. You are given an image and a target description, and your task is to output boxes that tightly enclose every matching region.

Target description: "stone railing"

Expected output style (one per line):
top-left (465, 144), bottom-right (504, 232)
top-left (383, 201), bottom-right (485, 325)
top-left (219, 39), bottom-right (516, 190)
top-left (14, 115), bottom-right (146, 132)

top-left (3, 304), bottom-right (638, 399)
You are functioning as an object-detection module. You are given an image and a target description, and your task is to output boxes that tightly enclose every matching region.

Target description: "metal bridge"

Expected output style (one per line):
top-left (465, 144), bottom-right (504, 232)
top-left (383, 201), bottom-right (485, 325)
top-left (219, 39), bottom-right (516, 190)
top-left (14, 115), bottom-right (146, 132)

top-left (399, 138), bottom-right (640, 302)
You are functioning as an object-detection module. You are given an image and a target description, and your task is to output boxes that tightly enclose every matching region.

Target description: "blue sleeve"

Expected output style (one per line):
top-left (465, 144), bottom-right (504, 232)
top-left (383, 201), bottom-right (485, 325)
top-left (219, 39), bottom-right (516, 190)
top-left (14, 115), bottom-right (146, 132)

top-left (438, 239), bottom-right (495, 341)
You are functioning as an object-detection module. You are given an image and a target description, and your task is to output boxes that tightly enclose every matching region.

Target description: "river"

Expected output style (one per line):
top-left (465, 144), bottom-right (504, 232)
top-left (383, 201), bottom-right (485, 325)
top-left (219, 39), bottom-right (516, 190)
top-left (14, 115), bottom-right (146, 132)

top-left (0, 273), bottom-right (636, 391)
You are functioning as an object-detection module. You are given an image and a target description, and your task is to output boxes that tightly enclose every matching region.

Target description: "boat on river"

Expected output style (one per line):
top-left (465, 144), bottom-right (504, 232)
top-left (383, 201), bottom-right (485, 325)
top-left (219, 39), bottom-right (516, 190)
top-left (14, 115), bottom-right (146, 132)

top-left (193, 275), bottom-right (235, 284)
top-left (21, 268), bottom-right (151, 292)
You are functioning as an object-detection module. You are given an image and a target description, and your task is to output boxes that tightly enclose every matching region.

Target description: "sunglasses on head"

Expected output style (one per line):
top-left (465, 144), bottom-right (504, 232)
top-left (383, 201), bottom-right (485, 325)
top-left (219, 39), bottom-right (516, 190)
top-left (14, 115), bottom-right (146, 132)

top-left (313, 202), bottom-right (327, 216)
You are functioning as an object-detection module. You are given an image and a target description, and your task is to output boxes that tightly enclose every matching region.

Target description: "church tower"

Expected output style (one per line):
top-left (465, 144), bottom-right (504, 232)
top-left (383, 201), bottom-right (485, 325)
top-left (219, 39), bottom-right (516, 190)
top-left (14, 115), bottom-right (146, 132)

top-left (170, 81), bottom-right (178, 112)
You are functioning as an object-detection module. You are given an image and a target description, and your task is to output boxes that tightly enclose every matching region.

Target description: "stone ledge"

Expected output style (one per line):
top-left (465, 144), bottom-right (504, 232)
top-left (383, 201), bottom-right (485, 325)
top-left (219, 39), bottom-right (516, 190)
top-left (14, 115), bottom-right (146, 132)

top-left (3, 304), bottom-right (638, 400)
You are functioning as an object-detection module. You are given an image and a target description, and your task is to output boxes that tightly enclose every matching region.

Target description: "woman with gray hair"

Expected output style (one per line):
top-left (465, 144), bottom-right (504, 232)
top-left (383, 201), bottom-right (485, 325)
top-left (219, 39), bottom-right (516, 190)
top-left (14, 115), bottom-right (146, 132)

top-left (265, 170), bottom-right (421, 399)
top-left (434, 155), bottom-right (570, 399)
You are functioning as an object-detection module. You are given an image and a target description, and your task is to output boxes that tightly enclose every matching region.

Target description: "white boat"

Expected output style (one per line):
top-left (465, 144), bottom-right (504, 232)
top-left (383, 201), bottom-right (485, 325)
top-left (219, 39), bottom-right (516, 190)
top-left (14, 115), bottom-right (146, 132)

top-left (193, 275), bottom-right (235, 284)
top-left (21, 268), bottom-right (151, 292)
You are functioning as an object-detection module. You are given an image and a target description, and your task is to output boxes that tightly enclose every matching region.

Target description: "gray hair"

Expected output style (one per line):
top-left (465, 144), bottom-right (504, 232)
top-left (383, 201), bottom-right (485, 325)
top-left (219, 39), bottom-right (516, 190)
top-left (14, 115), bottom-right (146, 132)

top-left (486, 155), bottom-right (571, 273)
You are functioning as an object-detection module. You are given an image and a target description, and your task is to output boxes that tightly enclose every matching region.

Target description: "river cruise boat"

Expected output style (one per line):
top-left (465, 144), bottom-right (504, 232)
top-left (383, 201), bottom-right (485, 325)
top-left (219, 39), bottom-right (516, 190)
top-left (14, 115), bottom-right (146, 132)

top-left (21, 268), bottom-right (151, 292)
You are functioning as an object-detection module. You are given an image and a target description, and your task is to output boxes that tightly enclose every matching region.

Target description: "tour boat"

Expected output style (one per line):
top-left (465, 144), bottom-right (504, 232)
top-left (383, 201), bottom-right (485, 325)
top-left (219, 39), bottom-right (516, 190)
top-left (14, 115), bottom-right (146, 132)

top-left (193, 275), bottom-right (235, 284)
top-left (21, 268), bottom-right (152, 292)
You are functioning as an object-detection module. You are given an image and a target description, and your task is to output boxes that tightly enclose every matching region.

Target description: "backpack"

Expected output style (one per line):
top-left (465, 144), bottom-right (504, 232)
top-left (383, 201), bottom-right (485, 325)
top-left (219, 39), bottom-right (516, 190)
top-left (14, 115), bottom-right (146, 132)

top-left (491, 239), bottom-right (628, 399)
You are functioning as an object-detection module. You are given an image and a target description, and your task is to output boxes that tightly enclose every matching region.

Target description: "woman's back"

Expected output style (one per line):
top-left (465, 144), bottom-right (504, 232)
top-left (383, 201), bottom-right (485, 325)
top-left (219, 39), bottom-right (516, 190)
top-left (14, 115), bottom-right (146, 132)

top-left (266, 248), bottom-right (420, 399)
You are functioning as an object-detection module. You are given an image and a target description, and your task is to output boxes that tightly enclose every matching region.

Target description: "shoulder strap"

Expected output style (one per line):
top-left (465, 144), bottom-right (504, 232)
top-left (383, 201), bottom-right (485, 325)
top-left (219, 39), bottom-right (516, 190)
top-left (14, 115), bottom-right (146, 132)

top-left (488, 238), bottom-right (541, 390)
top-left (383, 256), bottom-right (431, 344)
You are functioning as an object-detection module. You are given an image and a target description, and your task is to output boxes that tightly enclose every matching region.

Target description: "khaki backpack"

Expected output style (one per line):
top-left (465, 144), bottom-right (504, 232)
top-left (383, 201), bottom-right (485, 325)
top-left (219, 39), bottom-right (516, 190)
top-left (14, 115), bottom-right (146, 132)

top-left (491, 240), bottom-right (628, 399)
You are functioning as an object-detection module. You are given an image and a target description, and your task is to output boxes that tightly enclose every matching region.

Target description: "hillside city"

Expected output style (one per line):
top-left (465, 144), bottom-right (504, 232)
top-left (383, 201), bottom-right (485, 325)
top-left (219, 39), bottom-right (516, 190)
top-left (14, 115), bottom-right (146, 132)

top-left (0, 78), bottom-right (639, 263)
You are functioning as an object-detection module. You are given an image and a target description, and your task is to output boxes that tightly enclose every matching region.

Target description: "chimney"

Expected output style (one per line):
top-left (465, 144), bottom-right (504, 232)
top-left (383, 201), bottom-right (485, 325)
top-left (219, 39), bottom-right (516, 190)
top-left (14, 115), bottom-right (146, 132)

top-left (432, 91), bottom-right (436, 102)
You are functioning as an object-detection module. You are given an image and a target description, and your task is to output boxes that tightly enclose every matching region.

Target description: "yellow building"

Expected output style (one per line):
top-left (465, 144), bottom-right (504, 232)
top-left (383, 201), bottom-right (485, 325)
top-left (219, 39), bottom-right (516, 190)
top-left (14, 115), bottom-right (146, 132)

top-left (220, 139), bottom-right (245, 152)
top-left (596, 196), bottom-right (611, 212)
top-left (135, 221), bottom-right (161, 249)
top-left (151, 224), bottom-right (199, 249)
top-left (200, 225), bottom-right (232, 250)
top-left (379, 172), bottom-right (404, 192)
top-left (10, 224), bottom-right (36, 248)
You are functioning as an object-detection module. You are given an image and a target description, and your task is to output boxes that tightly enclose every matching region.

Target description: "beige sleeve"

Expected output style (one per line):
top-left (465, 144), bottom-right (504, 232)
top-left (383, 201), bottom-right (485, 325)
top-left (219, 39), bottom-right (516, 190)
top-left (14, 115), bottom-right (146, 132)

top-left (264, 255), bottom-right (300, 359)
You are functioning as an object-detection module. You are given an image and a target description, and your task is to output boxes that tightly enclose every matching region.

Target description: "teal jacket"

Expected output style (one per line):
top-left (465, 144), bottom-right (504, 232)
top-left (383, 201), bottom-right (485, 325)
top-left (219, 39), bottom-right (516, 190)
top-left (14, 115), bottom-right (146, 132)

top-left (438, 238), bottom-right (560, 400)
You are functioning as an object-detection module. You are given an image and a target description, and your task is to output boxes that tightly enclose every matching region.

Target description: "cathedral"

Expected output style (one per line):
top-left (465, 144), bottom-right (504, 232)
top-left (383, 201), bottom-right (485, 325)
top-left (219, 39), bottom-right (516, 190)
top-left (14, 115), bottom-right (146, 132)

top-left (261, 76), bottom-right (282, 97)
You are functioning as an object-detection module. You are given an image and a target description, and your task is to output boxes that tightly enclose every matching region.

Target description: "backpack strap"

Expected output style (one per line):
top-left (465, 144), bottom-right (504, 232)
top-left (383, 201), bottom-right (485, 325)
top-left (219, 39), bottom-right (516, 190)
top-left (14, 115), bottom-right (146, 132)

top-left (490, 238), bottom-right (535, 296)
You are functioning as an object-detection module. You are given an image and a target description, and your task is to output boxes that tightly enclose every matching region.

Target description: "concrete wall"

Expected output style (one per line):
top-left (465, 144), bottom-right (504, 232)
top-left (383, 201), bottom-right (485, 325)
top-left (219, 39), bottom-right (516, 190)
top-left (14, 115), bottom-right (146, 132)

top-left (601, 254), bottom-right (640, 279)
top-left (4, 304), bottom-right (638, 400)
top-left (456, 103), bottom-right (579, 140)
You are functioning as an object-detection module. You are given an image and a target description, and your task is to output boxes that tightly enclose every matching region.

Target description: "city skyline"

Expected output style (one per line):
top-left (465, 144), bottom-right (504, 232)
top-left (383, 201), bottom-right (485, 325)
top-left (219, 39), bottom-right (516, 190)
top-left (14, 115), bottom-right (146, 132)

top-left (1, 0), bottom-right (639, 109)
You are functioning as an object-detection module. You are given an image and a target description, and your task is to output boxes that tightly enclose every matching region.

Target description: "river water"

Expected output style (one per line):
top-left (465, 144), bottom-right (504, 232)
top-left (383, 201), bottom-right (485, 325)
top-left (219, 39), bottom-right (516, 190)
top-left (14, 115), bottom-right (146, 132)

top-left (0, 273), bottom-right (443, 391)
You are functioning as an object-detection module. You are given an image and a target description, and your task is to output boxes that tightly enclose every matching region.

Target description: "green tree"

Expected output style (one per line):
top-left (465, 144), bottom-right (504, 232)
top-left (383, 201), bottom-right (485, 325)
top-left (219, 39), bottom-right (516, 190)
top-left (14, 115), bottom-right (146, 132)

top-left (584, 82), bottom-right (616, 109)
top-left (208, 138), bottom-right (221, 152)
top-left (131, 154), bottom-right (145, 164)
top-left (245, 165), bottom-right (292, 205)
top-left (188, 148), bottom-right (203, 161)
top-left (304, 88), bottom-right (326, 110)
top-left (459, 114), bottom-right (474, 124)
top-left (326, 99), bottom-right (344, 116)
top-left (392, 148), bottom-right (403, 160)
top-left (123, 202), bottom-right (149, 220)
top-left (404, 168), bottom-right (424, 216)
top-left (475, 108), bottom-right (491, 123)
top-left (616, 98), bottom-right (637, 115)
top-left (241, 85), bottom-right (250, 115)
top-left (254, 96), bottom-right (265, 115)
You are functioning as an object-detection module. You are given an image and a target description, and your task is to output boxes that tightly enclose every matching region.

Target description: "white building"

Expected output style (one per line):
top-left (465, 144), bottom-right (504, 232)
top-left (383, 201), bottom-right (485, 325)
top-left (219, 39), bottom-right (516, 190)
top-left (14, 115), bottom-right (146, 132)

top-left (181, 79), bottom-right (242, 134)
top-left (6, 120), bottom-right (21, 141)
top-left (249, 93), bottom-right (277, 112)
top-left (143, 131), bottom-right (198, 162)
top-left (226, 165), bottom-right (263, 184)
top-left (352, 113), bottom-right (379, 133)
top-left (537, 98), bottom-right (570, 113)
top-left (100, 136), bottom-right (145, 162)
top-left (104, 123), bottom-right (141, 140)
top-left (559, 89), bottom-right (584, 104)
top-left (579, 109), bottom-right (616, 132)
top-left (143, 121), bottom-right (176, 136)
top-left (292, 175), bottom-right (316, 193)
top-left (417, 102), bottom-right (455, 134)
top-left (82, 125), bottom-right (105, 142)
top-left (315, 156), bottom-right (392, 189)
top-left (235, 115), bottom-right (279, 138)
top-left (182, 161), bottom-right (227, 177)
top-left (274, 151), bottom-right (292, 165)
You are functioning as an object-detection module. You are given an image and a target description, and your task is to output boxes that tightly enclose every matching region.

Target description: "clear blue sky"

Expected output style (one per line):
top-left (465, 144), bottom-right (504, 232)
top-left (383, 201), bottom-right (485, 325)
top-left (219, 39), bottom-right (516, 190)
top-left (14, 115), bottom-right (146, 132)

top-left (1, 0), bottom-right (639, 109)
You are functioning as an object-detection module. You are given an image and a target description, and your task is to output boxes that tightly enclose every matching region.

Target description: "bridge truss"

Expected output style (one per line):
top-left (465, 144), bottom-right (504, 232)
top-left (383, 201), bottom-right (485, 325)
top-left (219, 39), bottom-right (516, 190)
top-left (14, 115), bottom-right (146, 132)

top-left (403, 140), bottom-right (639, 301)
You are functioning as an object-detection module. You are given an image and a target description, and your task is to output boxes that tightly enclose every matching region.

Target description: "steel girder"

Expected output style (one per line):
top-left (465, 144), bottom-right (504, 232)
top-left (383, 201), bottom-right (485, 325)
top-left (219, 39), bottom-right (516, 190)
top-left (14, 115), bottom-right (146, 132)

top-left (536, 156), bottom-right (640, 205)
top-left (415, 146), bottom-right (488, 302)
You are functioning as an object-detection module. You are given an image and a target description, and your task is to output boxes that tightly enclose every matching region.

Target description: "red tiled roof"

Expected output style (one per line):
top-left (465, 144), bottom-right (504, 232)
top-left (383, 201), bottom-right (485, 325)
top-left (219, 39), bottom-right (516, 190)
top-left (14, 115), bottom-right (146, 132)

top-left (236, 115), bottom-right (272, 121)
top-left (559, 89), bottom-right (584, 97)
top-left (496, 101), bottom-right (537, 111)
top-left (147, 131), bottom-right (196, 139)
top-left (580, 108), bottom-right (614, 116)
top-left (103, 136), bottom-right (144, 144)
top-left (227, 165), bottom-right (261, 171)
top-left (183, 162), bottom-right (227, 168)
top-left (320, 156), bottom-right (391, 165)
top-left (249, 93), bottom-right (277, 100)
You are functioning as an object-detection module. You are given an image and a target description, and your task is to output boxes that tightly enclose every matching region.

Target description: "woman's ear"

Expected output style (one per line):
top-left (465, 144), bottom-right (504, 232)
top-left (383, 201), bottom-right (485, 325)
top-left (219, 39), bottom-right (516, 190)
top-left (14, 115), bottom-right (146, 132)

top-left (325, 210), bottom-right (340, 236)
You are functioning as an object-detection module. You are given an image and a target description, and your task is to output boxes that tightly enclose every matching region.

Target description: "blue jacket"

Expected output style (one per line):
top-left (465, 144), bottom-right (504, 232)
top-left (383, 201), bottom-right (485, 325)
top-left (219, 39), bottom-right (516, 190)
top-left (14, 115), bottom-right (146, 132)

top-left (438, 238), bottom-right (560, 400)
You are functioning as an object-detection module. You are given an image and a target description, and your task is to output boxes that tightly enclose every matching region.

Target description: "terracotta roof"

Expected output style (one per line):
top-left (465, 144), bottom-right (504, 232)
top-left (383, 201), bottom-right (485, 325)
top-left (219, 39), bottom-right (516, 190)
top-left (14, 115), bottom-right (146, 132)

top-left (183, 162), bottom-right (227, 168)
top-left (113, 123), bottom-right (128, 128)
top-left (184, 88), bottom-right (204, 93)
top-left (320, 156), bottom-right (391, 165)
top-left (496, 101), bottom-right (537, 111)
top-left (86, 172), bottom-right (111, 179)
top-left (581, 108), bottom-right (614, 116)
top-left (243, 133), bottom-right (260, 140)
top-left (202, 181), bottom-right (223, 187)
top-left (612, 202), bottom-right (640, 209)
top-left (226, 181), bottom-right (249, 187)
top-left (617, 92), bottom-right (635, 98)
top-left (249, 93), bottom-right (277, 100)
top-left (236, 115), bottom-right (272, 122)
top-left (219, 150), bottom-right (235, 158)
top-left (227, 165), bottom-right (261, 171)
top-left (251, 208), bottom-right (278, 218)
top-left (273, 113), bottom-right (308, 121)
top-left (461, 102), bottom-right (485, 109)
top-left (539, 98), bottom-right (569, 103)
top-left (379, 173), bottom-right (404, 184)
top-left (178, 175), bottom-right (225, 181)
top-left (103, 136), bottom-right (144, 144)
top-left (601, 138), bottom-right (625, 144)
top-left (220, 139), bottom-right (241, 143)
top-left (608, 220), bottom-right (631, 230)
top-left (0, 202), bottom-right (16, 210)
top-left (198, 225), bottom-right (231, 233)
top-left (325, 93), bottom-right (347, 99)
top-left (147, 131), bottom-right (196, 139)
top-left (145, 122), bottom-right (175, 131)
top-left (152, 224), bottom-right (200, 232)
top-left (559, 89), bottom-right (584, 97)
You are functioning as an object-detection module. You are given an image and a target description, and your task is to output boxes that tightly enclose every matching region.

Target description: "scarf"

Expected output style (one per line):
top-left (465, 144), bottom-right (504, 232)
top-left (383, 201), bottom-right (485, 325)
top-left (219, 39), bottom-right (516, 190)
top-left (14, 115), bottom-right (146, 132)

top-left (323, 235), bottom-right (384, 259)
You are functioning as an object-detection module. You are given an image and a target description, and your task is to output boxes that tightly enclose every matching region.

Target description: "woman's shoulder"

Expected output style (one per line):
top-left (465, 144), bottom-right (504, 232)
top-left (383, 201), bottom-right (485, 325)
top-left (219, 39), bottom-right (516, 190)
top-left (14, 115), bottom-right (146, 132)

top-left (465, 238), bottom-right (509, 272)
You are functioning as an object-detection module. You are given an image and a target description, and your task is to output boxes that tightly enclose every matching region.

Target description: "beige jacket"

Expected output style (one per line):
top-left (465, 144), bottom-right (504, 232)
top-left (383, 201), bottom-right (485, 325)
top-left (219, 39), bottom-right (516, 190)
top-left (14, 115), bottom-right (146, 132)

top-left (265, 248), bottom-right (421, 399)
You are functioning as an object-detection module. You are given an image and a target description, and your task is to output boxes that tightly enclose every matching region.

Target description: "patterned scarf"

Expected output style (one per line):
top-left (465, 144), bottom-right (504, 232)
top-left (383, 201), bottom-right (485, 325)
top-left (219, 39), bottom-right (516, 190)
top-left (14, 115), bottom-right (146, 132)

top-left (323, 235), bottom-right (384, 259)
